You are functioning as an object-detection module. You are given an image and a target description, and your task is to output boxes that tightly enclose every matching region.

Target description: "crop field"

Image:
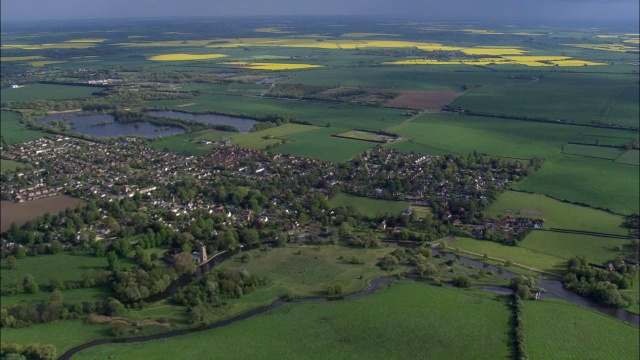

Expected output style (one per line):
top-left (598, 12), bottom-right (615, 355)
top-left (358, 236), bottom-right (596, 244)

top-left (450, 73), bottom-right (640, 128)
top-left (328, 193), bottom-right (410, 217)
top-left (484, 190), bottom-right (627, 235)
top-left (615, 149), bottom-right (640, 165)
top-left (523, 300), bottom-right (639, 359)
top-left (0, 111), bottom-right (49, 144)
top-left (561, 143), bottom-right (625, 160)
top-left (514, 154), bottom-right (640, 215)
top-left (73, 282), bottom-right (512, 360)
top-left (446, 237), bottom-right (566, 274)
top-left (383, 89), bottom-right (462, 109)
top-left (519, 231), bottom-right (628, 266)
top-left (269, 127), bottom-right (377, 162)
top-left (220, 245), bottom-right (396, 298)
top-left (147, 93), bottom-right (407, 131)
top-left (220, 61), bottom-right (324, 70)
top-left (227, 123), bottom-right (319, 149)
top-left (1, 83), bottom-right (100, 102)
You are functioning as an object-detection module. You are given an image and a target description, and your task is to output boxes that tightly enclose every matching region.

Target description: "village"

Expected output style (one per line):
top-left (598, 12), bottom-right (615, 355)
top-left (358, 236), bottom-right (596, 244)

top-left (1, 135), bottom-right (540, 258)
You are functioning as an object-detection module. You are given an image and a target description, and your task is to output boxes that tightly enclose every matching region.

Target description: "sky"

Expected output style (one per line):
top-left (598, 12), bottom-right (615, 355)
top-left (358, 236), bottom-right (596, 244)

top-left (1, 0), bottom-right (639, 24)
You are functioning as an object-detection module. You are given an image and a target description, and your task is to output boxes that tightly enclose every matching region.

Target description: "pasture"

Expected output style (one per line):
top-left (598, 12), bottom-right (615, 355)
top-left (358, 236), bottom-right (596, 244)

top-left (328, 193), bottom-right (410, 217)
top-left (523, 299), bottom-right (639, 359)
top-left (0, 111), bottom-right (49, 144)
top-left (0, 83), bottom-right (100, 102)
top-left (148, 129), bottom-right (229, 156)
top-left (1, 159), bottom-right (25, 173)
top-left (484, 190), bottom-right (627, 235)
top-left (72, 282), bottom-right (512, 360)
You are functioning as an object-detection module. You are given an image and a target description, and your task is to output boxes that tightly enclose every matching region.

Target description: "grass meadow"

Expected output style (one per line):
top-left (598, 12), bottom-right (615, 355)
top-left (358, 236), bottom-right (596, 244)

top-left (1, 159), bottom-right (26, 173)
top-left (72, 282), bottom-right (512, 360)
top-left (1, 111), bottom-right (49, 144)
top-left (523, 299), bottom-right (639, 360)
top-left (328, 193), bottom-right (410, 217)
top-left (228, 123), bottom-right (320, 149)
top-left (484, 190), bottom-right (627, 235)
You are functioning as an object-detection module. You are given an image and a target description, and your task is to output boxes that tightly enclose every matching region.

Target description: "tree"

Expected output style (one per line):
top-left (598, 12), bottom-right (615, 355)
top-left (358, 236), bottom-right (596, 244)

top-left (175, 251), bottom-right (196, 275)
top-left (23, 273), bottom-right (39, 294)
top-left (5, 255), bottom-right (17, 269)
top-left (49, 290), bottom-right (63, 304)
top-left (452, 275), bottom-right (472, 288)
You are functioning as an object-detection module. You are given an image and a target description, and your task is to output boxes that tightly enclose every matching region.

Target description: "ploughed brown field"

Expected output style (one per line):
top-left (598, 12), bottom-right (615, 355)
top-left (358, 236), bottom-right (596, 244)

top-left (1, 195), bottom-right (85, 232)
top-left (383, 90), bottom-right (462, 110)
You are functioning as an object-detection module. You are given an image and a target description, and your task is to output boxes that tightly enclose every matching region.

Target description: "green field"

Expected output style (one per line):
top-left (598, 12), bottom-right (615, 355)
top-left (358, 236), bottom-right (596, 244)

top-left (1, 159), bottom-right (26, 173)
top-left (220, 245), bottom-right (396, 298)
top-left (451, 72), bottom-right (640, 128)
top-left (0, 253), bottom-right (108, 293)
top-left (485, 190), bottom-right (627, 235)
top-left (329, 193), bottom-right (410, 217)
top-left (147, 93), bottom-right (407, 131)
top-left (520, 231), bottom-right (628, 265)
top-left (1, 320), bottom-right (111, 355)
top-left (1, 83), bottom-right (100, 102)
top-left (523, 299), bottom-right (639, 359)
top-left (514, 154), bottom-right (640, 215)
top-left (72, 282), bottom-right (512, 360)
top-left (446, 236), bottom-right (566, 275)
top-left (615, 149), bottom-right (640, 165)
top-left (394, 112), bottom-right (637, 159)
top-left (1, 111), bottom-right (49, 144)
top-left (228, 123), bottom-right (320, 150)
top-left (562, 143), bottom-right (625, 160)
top-left (148, 129), bottom-right (229, 155)
top-left (272, 127), bottom-right (376, 162)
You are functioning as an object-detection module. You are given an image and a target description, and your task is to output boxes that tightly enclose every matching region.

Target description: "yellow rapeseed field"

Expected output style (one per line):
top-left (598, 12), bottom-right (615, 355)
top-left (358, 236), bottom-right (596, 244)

top-left (384, 55), bottom-right (606, 67)
top-left (512, 32), bottom-right (545, 36)
top-left (220, 62), bottom-right (323, 70)
top-left (340, 33), bottom-right (400, 37)
top-left (115, 40), bottom-right (216, 47)
top-left (461, 48), bottom-right (527, 55)
top-left (1, 56), bottom-right (44, 61)
top-left (623, 39), bottom-right (640, 45)
top-left (254, 28), bottom-right (293, 33)
top-left (595, 35), bottom-right (619, 39)
top-left (561, 43), bottom-right (639, 52)
top-left (147, 54), bottom-right (228, 61)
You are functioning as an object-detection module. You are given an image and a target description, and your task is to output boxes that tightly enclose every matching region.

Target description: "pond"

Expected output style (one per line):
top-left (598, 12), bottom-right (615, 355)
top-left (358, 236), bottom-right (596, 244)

top-left (144, 111), bottom-right (258, 132)
top-left (37, 113), bottom-right (185, 138)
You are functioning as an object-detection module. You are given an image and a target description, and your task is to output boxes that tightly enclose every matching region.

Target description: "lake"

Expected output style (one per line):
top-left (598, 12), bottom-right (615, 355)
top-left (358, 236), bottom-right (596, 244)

top-left (38, 113), bottom-right (185, 138)
top-left (145, 110), bottom-right (258, 132)
top-left (1, 195), bottom-right (85, 232)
